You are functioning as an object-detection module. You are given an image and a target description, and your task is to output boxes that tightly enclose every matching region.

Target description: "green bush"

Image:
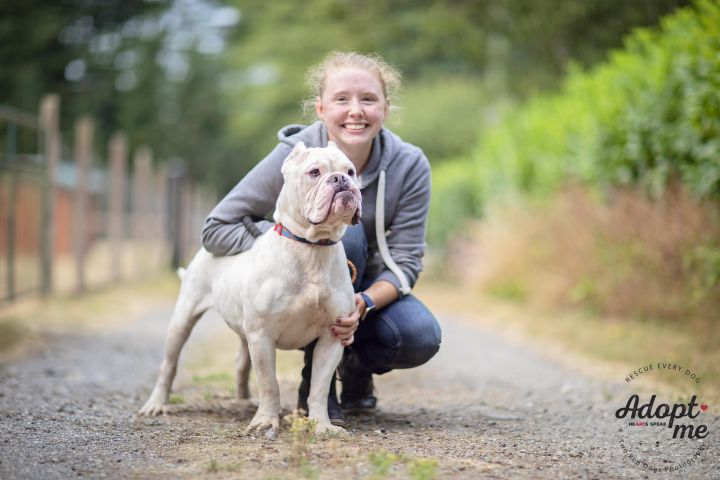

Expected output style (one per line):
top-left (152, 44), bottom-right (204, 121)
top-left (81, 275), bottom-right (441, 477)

top-left (390, 76), bottom-right (486, 163)
top-left (428, 159), bottom-right (483, 246)
top-left (466, 0), bottom-right (720, 202)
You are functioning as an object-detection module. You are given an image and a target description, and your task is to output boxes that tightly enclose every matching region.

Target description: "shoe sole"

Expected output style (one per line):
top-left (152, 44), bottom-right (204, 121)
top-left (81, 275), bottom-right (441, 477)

top-left (342, 406), bottom-right (376, 415)
top-left (330, 418), bottom-right (347, 428)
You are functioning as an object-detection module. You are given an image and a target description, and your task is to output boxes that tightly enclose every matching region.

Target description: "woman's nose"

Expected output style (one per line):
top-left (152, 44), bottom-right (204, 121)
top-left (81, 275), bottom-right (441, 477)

top-left (348, 98), bottom-right (363, 115)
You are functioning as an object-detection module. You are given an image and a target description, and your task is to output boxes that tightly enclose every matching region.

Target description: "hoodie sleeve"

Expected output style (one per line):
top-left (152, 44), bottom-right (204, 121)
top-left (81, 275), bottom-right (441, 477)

top-left (201, 143), bottom-right (291, 255)
top-left (374, 152), bottom-right (431, 292)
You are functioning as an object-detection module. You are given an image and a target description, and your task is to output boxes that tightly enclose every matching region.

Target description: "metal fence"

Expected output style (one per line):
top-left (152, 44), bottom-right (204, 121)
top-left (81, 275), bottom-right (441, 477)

top-left (0, 95), bottom-right (214, 302)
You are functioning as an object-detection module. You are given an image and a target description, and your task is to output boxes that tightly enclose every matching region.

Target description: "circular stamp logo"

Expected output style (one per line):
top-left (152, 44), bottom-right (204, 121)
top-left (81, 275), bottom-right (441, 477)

top-left (614, 363), bottom-right (710, 473)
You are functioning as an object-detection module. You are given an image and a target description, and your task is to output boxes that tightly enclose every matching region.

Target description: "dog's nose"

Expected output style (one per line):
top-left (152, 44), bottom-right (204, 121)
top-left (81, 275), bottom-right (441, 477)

top-left (328, 174), bottom-right (349, 190)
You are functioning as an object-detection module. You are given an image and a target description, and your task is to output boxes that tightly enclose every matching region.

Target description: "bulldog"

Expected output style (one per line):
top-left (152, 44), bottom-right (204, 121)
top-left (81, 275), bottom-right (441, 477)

top-left (138, 141), bottom-right (361, 435)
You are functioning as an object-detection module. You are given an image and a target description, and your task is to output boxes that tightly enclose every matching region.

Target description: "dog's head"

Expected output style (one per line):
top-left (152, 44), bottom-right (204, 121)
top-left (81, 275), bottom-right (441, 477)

top-left (274, 141), bottom-right (362, 242)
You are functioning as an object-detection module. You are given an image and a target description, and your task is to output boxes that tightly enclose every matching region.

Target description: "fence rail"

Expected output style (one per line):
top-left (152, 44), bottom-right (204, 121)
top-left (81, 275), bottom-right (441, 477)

top-left (0, 95), bottom-right (214, 302)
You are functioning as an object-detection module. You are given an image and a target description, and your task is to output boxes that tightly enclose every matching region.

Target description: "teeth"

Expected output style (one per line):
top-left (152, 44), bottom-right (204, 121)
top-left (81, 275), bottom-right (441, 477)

top-left (345, 124), bottom-right (367, 130)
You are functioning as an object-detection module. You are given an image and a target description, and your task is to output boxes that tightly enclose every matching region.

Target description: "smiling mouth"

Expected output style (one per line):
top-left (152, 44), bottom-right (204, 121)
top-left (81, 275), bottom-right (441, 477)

top-left (343, 123), bottom-right (368, 131)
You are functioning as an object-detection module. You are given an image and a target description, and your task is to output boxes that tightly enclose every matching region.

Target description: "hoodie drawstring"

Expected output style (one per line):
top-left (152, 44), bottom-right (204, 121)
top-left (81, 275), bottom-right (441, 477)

top-left (376, 170), bottom-right (412, 296)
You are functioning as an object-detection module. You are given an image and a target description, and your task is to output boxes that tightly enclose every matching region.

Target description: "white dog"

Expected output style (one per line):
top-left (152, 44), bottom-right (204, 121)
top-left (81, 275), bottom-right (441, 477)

top-left (139, 142), bottom-right (361, 435)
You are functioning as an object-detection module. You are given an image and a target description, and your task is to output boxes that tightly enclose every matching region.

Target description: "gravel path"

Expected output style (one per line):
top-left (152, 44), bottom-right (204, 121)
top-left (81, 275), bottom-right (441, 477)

top-left (0, 299), bottom-right (717, 479)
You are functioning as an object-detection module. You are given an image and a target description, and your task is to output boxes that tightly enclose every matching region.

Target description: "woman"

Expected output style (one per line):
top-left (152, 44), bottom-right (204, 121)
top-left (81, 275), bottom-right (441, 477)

top-left (201, 51), bottom-right (442, 427)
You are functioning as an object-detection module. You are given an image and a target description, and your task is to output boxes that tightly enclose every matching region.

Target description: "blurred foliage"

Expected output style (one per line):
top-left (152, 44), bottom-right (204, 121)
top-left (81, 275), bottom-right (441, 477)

top-left (465, 185), bottom-right (720, 322)
top-left (0, 0), bottom-right (234, 180)
top-left (0, 0), bottom-right (687, 194)
top-left (430, 0), bottom-right (720, 320)
top-left (685, 243), bottom-right (720, 304)
top-left (218, 0), bottom-right (687, 194)
top-left (390, 76), bottom-right (486, 162)
top-left (427, 159), bottom-right (484, 246)
top-left (449, 0), bottom-right (720, 219)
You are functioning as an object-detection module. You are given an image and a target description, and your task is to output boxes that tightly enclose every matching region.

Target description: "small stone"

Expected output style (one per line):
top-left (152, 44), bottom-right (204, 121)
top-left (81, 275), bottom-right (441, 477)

top-left (265, 429), bottom-right (278, 441)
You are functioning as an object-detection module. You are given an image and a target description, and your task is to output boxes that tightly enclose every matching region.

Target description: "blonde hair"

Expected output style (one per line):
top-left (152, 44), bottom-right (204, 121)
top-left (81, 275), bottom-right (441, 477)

top-left (302, 51), bottom-right (402, 119)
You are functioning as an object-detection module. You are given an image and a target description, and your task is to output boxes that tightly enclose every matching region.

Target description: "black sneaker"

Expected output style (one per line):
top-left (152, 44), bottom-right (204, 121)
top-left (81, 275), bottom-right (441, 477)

top-left (339, 348), bottom-right (377, 413)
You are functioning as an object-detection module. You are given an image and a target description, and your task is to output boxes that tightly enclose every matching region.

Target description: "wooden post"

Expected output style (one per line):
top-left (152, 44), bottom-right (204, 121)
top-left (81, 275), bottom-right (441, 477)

top-left (108, 132), bottom-right (127, 282)
top-left (192, 185), bottom-right (204, 253)
top-left (5, 120), bottom-right (18, 300)
top-left (132, 146), bottom-right (152, 276)
top-left (154, 164), bottom-right (168, 269)
top-left (181, 181), bottom-right (193, 266)
top-left (40, 95), bottom-right (60, 296)
top-left (73, 116), bottom-right (93, 293)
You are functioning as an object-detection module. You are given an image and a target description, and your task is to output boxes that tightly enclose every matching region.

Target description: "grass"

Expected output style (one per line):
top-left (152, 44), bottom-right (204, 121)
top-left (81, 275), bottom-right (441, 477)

top-left (365, 449), bottom-right (438, 480)
top-left (0, 318), bottom-right (28, 353)
top-left (192, 371), bottom-right (235, 395)
top-left (408, 458), bottom-right (439, 480)
top-left (289, 416), bottom-right (316, 468)
top-left (205, 458), bottom-right (242, 473)
top-left (368, 449), bottom-right (398, 478)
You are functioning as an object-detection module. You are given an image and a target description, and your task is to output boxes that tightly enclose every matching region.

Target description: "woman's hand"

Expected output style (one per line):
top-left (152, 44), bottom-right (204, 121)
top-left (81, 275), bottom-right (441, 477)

top-left (331, 294), bottom-right (365, 346)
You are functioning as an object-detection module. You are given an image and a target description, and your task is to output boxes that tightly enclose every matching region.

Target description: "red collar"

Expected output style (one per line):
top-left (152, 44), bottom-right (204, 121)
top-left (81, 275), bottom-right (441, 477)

top-left (273, 223), bottom-right (337, 246)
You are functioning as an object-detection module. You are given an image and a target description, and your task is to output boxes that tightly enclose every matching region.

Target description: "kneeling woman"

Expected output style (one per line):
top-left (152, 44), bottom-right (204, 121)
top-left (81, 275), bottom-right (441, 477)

top-left (201, 51), bottom-right (442, 427)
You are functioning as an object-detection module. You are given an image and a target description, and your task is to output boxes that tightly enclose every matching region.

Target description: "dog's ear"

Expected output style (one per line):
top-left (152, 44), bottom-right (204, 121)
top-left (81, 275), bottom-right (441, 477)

top-left (281, 142), bottom-right (309, 174)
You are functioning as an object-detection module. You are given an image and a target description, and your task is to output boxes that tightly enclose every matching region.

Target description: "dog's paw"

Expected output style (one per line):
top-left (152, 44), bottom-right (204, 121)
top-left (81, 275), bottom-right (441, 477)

top-left (138, 399), bottom-right (170, 416)
top-left (244, 412), bottom-right (280, 436)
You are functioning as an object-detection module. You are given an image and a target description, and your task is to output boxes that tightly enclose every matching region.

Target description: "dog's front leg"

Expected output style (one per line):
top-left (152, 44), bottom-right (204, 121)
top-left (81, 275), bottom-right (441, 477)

top-left (244, 332), bottom-right (280, 434)
top-left (308, 333), bottom-right (345, 433)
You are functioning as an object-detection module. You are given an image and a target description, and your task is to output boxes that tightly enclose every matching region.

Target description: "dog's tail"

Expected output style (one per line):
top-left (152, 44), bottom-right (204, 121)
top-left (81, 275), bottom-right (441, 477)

top-left (176, 267), bottom-right (187, 280)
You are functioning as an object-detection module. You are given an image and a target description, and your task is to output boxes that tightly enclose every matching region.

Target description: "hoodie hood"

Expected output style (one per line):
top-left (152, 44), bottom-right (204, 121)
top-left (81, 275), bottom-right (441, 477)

top-left (277, 121), bottom-right (403, 188)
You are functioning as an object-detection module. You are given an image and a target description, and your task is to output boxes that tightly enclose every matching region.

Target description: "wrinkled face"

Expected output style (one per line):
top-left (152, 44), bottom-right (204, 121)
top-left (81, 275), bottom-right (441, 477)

top-left (281, 142), bottom-right (362, 227)
top-left (315, 67), bottom-right (389, 153)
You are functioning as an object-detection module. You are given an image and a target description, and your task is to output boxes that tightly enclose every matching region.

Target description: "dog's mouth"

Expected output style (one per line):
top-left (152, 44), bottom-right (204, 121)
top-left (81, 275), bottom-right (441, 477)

top-left (306, 190), bottom-right (360, 225)
top-left (333, 189), bottom-right (356, 203)
top-left (332, 190), bottom-right (361, 224)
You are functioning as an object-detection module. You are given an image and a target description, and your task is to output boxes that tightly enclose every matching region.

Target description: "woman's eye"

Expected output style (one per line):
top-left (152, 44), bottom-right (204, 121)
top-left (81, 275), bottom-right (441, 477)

top-left (348, 169), bottom-right (355, 176)
top-left (309, 169), bottom-right (321, 178)
top-left (335, 96), bottom-right (347, 103)
top-left (362, 97), bottom-right (376, 103)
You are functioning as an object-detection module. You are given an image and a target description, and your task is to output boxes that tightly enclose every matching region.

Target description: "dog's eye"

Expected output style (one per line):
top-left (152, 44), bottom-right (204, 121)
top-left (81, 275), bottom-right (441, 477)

top-left (308, 169), bottom-right (321, 178)
top-left (348, 169), bottom-right (355, 176)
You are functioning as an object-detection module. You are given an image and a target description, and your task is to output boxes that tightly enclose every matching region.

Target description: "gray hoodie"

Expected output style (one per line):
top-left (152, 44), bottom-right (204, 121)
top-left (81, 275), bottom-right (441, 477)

top-left (201, 121), bottom-right (431, 294)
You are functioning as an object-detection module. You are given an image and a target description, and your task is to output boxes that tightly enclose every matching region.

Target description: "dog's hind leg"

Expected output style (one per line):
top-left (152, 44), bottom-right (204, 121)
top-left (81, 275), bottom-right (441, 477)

top-left (235, 335), bottom-right (251, 400)
top-left (138, 294), bottom-right (208, 416)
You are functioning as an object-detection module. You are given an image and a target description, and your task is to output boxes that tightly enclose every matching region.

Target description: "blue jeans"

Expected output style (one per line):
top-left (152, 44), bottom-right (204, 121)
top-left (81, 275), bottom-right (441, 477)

top-left (342, 224), bottom-right (442, 375)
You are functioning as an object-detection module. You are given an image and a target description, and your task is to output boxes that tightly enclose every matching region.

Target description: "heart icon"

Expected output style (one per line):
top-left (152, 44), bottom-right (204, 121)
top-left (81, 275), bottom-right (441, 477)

top-left (700, 404), bottom-right (708, 412)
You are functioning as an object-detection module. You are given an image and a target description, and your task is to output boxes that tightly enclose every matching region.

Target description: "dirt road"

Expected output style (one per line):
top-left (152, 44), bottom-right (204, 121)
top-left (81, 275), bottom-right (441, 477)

top-left (1, 292), bottom-right (717, 479)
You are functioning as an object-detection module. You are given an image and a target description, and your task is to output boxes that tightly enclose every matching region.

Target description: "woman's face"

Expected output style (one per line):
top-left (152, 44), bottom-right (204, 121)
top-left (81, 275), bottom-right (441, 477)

top-left (315, 67), bottom-right (389, 154)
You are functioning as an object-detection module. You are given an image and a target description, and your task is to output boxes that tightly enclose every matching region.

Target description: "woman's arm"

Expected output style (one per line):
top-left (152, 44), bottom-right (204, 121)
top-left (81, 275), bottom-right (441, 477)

top-left (201, 143), bottom-right (291, 255)
top-left (331, 154), bottom-right (432, 345)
